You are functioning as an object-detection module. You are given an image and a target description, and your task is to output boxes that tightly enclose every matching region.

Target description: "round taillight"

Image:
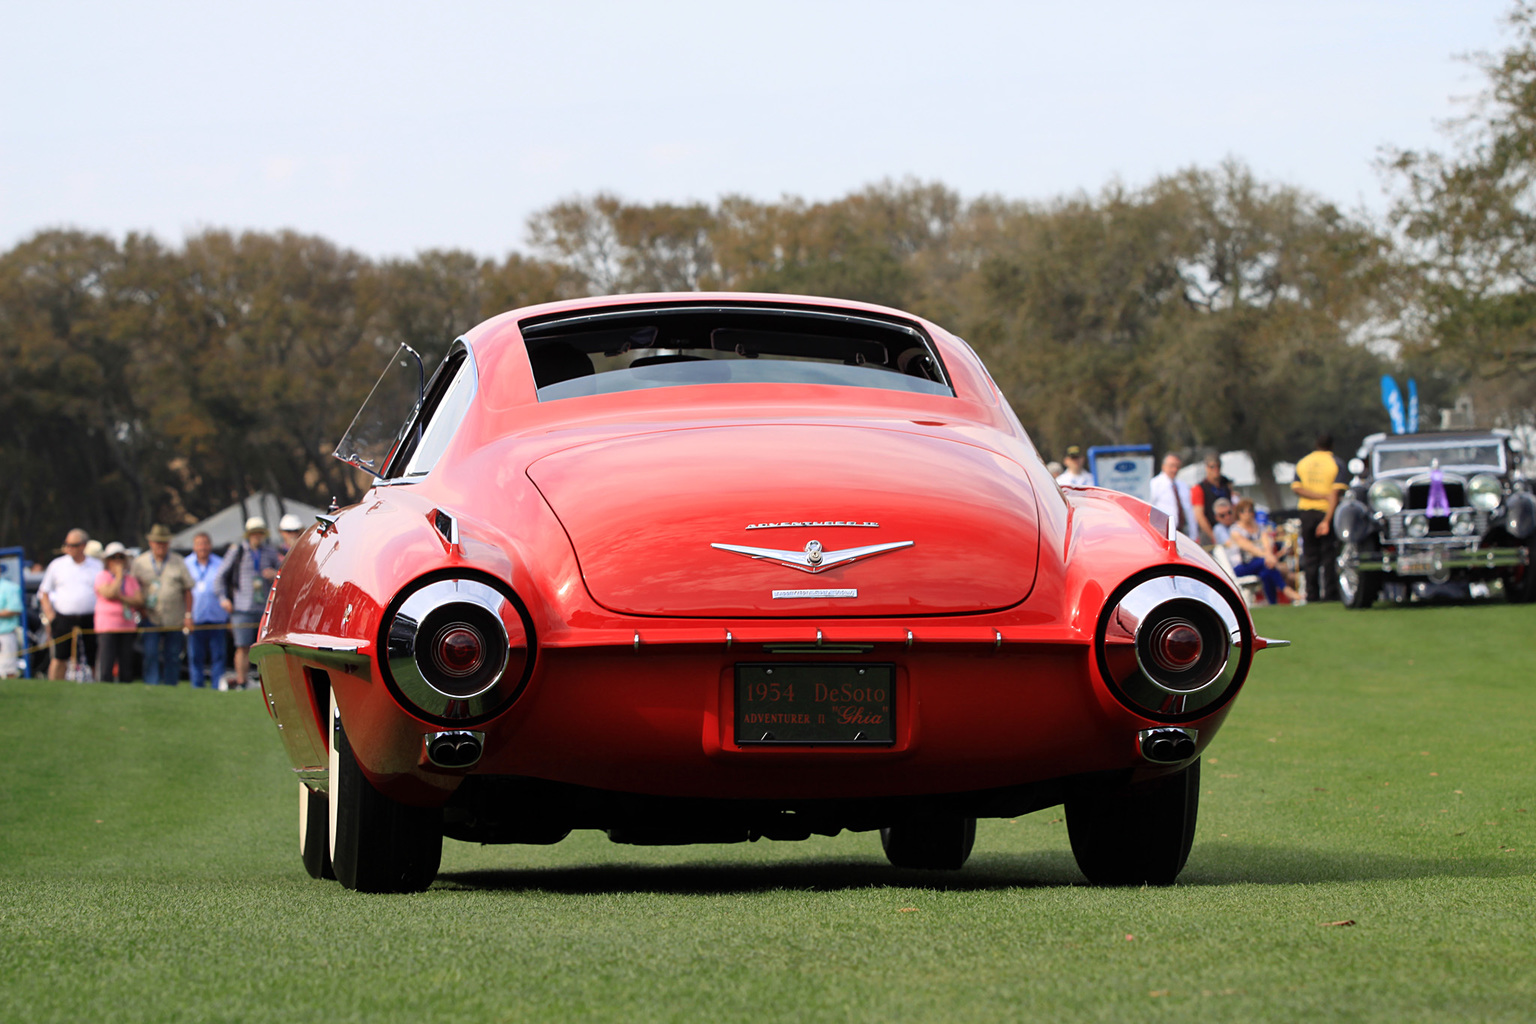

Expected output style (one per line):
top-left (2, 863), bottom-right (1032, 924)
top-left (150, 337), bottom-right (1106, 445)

top-left (383, 575), bottom-right (537, 726)
top-left (1096, 574), bottom-right (1249, 722)
top-left (435, 626), bottom-right (484, 677)
top-left (1150, 620), bottom-right (1202, 672)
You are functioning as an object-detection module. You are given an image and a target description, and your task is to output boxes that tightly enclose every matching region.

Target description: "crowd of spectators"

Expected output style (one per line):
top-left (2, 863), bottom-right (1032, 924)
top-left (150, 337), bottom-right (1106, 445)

top-left (14, 513), bottom-right (306, 685)
top-left (1053, 438), bottom-right (1345, 606)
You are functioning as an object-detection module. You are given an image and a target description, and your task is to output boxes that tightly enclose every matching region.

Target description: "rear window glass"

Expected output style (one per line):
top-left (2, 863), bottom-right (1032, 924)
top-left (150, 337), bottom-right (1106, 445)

top-left (520, 307), bottom-right (952, 401)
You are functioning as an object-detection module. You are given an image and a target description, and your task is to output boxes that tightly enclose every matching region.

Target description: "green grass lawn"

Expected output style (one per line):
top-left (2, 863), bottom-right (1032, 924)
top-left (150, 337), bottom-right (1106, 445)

top-left (2, 603), bottom-right (1533, 1022)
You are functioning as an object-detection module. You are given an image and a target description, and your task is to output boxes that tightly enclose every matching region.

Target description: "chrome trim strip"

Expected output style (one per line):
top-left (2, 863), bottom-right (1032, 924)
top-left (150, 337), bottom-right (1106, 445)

top-left (772, 588), bottom-right (858, 599)
top-left (746, 520), bottom-right (880, 530)
top-left (293, 767), bottom-right (327, 787)
top-left (712, 539), bottom-right (913, 574)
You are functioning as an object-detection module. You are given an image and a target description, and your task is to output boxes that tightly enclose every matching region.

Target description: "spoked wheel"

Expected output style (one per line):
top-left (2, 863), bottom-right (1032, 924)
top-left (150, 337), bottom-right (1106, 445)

top-left (299, 782), bottom-right (335, 880)
top-left (1065, 760), bottom-right (1200, 886)
top-left (1338, 543), bottom-right (1381, 609)
top-left (880, 815), bottom-right (977, 870)
top-left (327, 692), bottom-right (443, 892)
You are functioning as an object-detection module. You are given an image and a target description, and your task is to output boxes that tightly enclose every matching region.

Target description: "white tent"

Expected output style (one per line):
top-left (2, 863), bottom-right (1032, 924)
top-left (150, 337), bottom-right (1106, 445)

top-left (171, 492), bottom-right (328, 552)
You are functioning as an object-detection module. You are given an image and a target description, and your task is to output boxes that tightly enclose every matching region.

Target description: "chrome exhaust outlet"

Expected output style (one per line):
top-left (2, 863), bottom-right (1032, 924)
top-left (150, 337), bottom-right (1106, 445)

top-left (425, 730), bottom-right (485, 769)
top-left (1138, 727), bottom-right (1198, 764)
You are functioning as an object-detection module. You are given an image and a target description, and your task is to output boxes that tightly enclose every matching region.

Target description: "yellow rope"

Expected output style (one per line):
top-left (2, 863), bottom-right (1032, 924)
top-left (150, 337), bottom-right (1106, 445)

top-left (17, 621), bottom-right (245, 659)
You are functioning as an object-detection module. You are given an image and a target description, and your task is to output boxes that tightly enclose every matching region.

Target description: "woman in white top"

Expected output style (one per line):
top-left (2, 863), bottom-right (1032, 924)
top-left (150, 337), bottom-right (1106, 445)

top-left (1228, 500), bottom-right (1300, 605)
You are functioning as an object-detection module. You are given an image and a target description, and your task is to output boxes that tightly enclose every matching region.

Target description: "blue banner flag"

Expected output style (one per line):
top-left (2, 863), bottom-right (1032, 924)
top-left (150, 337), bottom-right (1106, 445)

top-left (1381, 375), bottom-right (1406, 434)
top-left (1406, 378), bottom-right (1418, 433)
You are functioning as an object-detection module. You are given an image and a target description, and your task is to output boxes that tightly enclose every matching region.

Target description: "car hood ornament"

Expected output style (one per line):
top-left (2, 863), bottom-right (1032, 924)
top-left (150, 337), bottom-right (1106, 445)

top-left (711, 538), bottom-right (913, 574)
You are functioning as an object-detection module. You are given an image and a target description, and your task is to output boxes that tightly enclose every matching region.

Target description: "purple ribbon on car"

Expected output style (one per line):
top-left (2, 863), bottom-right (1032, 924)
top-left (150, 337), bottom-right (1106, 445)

top-left (1426, 463), bottom-right (1451, 516)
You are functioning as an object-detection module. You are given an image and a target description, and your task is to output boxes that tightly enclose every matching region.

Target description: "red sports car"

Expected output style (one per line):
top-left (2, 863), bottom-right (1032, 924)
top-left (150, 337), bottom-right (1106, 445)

top-left (252, 292), bottom-right (1284, 892)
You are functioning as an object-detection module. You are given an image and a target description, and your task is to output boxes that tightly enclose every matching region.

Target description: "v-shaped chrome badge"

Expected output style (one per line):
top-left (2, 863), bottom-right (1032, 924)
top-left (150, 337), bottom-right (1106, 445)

top-left (710, 538), bottom-right (913, 574)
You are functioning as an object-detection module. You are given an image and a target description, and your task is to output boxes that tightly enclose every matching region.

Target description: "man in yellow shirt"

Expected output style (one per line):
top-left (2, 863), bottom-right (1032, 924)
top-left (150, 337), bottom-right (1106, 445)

top-left (1291, 433), bottom-right (1346, 603)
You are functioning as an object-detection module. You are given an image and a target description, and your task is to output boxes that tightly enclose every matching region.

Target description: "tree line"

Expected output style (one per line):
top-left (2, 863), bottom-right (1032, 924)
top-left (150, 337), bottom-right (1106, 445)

top-left (5, 4), bottom-right (1535, 557)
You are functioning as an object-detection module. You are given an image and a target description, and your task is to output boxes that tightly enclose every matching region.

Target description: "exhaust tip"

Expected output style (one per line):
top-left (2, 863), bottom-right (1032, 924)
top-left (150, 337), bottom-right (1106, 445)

top-left (425, 730), bottom-right (484, 769)
top-left (1138, 727), bottom-right (1198, 764)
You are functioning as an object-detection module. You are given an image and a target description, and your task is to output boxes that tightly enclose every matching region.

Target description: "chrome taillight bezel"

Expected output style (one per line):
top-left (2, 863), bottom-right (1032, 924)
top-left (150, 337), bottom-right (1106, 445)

top-left (1095, 569), bottom-right (1251, 722)
top-left (380, 572), bottom-right (536, 726)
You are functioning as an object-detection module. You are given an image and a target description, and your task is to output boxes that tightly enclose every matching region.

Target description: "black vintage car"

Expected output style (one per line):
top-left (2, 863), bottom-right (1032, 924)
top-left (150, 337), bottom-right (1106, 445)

top-left (1334, 430), bottom-right (1536, 607)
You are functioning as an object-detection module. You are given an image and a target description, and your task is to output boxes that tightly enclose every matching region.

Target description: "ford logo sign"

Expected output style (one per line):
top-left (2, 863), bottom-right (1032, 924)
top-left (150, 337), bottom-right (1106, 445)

top-left (1114, 460), bottom-right (1136, 472)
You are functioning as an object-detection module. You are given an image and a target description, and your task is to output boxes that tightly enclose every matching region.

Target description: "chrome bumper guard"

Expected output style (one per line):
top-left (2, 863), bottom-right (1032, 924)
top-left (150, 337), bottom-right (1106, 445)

top-left (1345, 545), bottom-right (1529, 576)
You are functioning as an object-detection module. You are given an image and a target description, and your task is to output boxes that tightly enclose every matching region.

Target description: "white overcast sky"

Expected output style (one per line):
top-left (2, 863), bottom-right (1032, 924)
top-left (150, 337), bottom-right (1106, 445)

top-left (0, 1), bottom-right (1515, 260)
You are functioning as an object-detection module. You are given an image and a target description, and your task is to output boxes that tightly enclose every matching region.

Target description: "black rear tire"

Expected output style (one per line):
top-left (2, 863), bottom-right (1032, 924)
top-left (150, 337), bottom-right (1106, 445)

top-left (328, 692), bottom-right (442, 893)
top-left (880, 815), bottom-right (977, 870)
top-left (1066, 760), bottom-right (1199, 886)
top-left (299, 782), bottom-right (335, 880)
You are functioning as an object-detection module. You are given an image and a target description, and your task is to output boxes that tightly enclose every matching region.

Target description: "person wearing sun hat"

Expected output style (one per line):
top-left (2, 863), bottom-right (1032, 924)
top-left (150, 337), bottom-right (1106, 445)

top-left (93, 542), bottom-right (143, 683)
top-left (218, 516), bottom-right (280, 690)
top-left (278, 513), bottom-right (305, 558)
top-left (131, 524), bottom-right (195, 685)
top-left (1055, 445), bottom-right (1094, 487)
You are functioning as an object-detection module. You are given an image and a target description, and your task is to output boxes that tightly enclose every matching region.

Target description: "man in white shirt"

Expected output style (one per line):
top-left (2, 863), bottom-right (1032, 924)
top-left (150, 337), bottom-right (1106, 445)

top-left (1148, 453), bottom-right (1198, 540)
top-left (1055, 445), bottom-right (1094, 487)
top-left (38, 528), bottom-right (104, 679)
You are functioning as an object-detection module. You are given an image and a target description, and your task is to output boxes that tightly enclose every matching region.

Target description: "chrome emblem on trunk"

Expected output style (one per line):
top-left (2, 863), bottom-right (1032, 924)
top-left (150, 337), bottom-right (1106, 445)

top-left (711, 538), bottom-right (913, 574)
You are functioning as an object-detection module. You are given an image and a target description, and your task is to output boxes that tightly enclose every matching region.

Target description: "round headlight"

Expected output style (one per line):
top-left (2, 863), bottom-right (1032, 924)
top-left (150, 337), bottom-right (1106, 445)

top-left (1368, 479), bottom-right (1405, 515)
top-left (1450, 511), bottom-right (1477, 536)
top-left (1468, 473), bottom-right (1502, 511)
top-left (1405, 514), bottom-right (1430, 538)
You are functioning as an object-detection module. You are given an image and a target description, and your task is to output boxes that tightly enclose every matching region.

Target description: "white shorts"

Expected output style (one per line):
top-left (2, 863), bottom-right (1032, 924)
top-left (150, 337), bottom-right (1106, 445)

top-left (0, 631), bottom-right (18, 678)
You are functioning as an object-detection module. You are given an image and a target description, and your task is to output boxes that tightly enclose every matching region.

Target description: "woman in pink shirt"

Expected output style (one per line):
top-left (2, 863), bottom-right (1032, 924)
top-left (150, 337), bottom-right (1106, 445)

top-left (94, 543), bottom-right (143, 682)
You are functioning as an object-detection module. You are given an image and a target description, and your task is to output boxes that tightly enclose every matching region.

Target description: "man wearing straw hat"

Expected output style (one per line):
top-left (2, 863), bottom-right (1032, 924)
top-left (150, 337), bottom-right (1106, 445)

top-left (218, 516), bottom-right (280, 690)
top-left (131, 524), bottom-right (195, 686)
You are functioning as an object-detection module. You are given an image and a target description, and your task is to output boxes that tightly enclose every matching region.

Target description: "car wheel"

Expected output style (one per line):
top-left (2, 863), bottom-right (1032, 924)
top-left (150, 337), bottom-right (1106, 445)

top-left (1338, 544), bottom-right (1381, 609)
top-left (327, 692), bottom-right (442, 893)
top-left (299, 782), bottom-right (335, 880)
top-left (879, 815), bottom-right (977, 870)
top-left (1507, 563), bottom-right (1536, 603)
top-left (1065, 760), bottom-right (1199, 886)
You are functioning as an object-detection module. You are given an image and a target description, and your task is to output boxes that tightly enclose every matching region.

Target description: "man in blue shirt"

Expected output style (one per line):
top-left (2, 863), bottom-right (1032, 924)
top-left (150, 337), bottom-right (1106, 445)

top-left (184, 531), bottom-right (230, 688)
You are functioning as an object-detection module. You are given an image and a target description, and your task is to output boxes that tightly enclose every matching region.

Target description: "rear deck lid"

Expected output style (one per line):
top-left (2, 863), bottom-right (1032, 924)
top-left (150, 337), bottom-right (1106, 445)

top-left (527, 424), bottom-right (1040, 617)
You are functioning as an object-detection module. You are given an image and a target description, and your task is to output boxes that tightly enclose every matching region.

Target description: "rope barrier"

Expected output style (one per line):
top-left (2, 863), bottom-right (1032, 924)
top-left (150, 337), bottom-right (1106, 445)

top-left (16, 620), bottom-right (248, 659)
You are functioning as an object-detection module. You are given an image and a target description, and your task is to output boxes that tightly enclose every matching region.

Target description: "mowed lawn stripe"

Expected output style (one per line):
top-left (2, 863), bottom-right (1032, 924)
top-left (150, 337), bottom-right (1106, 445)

top-left (1, 602), bottom-right (1533, 1022)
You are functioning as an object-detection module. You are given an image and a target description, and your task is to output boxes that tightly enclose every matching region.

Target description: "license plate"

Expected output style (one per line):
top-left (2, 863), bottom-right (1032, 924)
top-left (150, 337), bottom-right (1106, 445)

top-left (734, 663), bottom-right (894, 745)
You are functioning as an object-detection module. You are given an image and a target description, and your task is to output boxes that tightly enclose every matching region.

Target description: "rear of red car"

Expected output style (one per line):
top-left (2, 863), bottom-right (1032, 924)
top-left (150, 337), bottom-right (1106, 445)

top-left (254, 294), bottom-right (1268, 891)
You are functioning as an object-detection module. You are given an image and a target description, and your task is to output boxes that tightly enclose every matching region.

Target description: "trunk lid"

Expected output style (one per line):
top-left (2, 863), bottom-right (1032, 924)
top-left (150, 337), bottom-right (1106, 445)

top-left (527, 424), bottom-right (1040, 617)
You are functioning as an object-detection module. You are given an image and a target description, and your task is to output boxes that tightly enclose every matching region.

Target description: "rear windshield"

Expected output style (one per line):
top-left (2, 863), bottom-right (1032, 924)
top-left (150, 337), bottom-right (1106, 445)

top-left (519, 306), bottom-right (953, 402)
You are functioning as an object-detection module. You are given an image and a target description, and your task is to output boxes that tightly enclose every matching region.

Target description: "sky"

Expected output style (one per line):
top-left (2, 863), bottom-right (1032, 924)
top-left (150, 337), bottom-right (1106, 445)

top-left (0, 1), bottom-right (1516, 260)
